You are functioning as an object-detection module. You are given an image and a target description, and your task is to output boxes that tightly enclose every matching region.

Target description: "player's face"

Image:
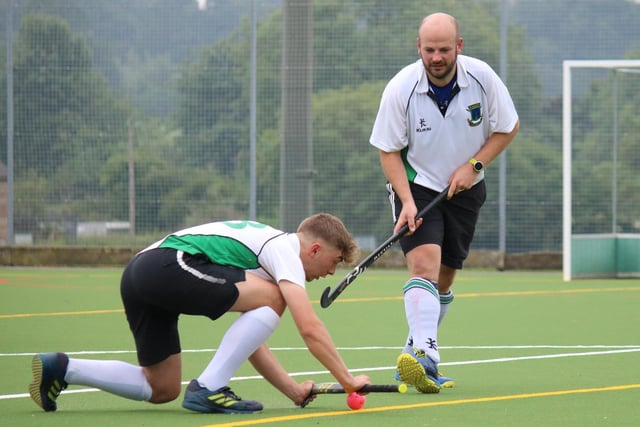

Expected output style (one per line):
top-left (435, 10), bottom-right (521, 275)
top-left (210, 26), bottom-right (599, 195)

top-left (305, 244), bottom-right (344, 282)
top-left (417, 33), bottom-right (462, 86)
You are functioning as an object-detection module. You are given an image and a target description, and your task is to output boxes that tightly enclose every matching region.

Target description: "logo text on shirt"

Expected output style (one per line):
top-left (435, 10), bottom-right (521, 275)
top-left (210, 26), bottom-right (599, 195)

top-left (416, 118), bottom-right (431, 133)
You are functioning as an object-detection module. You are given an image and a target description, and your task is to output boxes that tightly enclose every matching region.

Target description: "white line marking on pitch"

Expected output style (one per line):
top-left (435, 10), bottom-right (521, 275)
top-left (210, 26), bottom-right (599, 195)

top-left (3, 344), bottom-right (640, 357)
top-left (2, 346), bottom-right (639, 401)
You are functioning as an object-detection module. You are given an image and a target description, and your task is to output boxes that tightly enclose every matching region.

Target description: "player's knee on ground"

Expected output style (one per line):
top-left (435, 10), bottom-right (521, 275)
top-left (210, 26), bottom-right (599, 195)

top-left (144, 361), bottom-right (183, 404)
top-left (148, 383), bottom-right (182, 404)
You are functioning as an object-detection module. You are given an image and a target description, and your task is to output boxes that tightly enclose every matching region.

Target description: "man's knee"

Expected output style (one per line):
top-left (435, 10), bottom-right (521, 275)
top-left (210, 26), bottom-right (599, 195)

top-left (143, 355), bottom-right (182, 404)
top-left (148, 384), bottom-right (182, 404)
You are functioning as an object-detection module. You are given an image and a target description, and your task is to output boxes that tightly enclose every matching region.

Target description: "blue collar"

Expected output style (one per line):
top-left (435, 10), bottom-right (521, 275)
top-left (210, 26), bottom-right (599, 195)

top-left (428, 74), bottom-right (458, 106)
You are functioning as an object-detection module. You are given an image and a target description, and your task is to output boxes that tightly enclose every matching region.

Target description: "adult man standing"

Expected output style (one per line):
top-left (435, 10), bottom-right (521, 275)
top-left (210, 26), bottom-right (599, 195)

top-left (369, 12), bottom-right (519, 393)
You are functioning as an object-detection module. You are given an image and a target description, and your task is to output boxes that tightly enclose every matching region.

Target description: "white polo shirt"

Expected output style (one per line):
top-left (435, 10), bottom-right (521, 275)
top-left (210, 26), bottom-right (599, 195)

top-left (370, 55), bottom-right (519, 192)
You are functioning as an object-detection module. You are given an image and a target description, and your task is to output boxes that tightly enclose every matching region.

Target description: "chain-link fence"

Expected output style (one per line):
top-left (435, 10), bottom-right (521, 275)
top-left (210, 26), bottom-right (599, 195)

top-left (1, 0), bottom-right (639, 255)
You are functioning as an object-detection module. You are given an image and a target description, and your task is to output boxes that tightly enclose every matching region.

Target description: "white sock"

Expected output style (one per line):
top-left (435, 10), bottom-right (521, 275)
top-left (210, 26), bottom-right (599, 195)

top-left (402, 333), bottom-right (412, 354)
top-left (65, 358), bottom-right (152, 401)
top-left (403, 277), bottom-right (440, 363)
top-left (438, 290), bottom-right (454, 326)
top-left (198, 306), bottom-right (280, 391)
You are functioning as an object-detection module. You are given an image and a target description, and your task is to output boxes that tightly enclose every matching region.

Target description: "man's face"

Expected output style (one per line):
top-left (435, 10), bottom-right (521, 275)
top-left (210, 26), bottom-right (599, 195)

top-left (417, 29), bottom-right (462, 85)
top-left (305, 243), bottom-right (344, 282)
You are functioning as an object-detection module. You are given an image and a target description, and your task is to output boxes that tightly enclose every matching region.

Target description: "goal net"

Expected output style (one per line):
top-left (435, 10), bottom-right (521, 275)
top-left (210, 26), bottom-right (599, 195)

top-left (563, 60), bottom-right (640, 280)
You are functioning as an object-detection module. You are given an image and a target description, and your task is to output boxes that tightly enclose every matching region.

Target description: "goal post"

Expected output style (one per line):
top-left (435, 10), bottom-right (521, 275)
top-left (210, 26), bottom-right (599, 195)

top-left (563, 60), bottom-right (640, 281)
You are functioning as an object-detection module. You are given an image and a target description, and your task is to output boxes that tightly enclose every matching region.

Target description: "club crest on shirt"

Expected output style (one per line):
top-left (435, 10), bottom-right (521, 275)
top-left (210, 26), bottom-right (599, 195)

top-left (466, 103), bottom-right (483, 127)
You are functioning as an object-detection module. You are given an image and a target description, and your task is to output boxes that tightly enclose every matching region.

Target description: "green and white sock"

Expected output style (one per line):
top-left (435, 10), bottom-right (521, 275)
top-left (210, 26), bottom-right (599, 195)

top-left (403, 277), bottom-right (440, 363)
top-left (438, 290), bottom-right (454, 326)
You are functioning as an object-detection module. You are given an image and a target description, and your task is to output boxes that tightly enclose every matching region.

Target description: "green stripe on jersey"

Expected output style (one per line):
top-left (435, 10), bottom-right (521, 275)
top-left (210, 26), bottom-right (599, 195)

top-left (159, 235), bottom-right (260, 270)
top-left (401, 147), bottom-right (417, 182)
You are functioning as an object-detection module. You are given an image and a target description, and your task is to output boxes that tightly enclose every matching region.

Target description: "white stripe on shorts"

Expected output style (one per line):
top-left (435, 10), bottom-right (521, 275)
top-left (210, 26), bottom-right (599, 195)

top-left (386, 182), bottom-right (398, 223)
top-left (176, 250), bottom-right (226, 284)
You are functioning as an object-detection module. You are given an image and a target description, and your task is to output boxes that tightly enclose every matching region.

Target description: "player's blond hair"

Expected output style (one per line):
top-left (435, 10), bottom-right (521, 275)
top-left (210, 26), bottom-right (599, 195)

top-left (297, 213), bottom-right (359, 265)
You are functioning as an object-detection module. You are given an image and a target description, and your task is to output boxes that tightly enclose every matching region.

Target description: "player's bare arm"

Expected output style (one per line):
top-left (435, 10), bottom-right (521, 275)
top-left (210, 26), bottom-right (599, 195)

top-left (471, 121), bottom-right (520, 170)
top-left (448, 121), bottom-right (520, 198)
top-left (248, 343), bottom-right (314, 406)
top-left (280, 280), bottom-right (370, 393)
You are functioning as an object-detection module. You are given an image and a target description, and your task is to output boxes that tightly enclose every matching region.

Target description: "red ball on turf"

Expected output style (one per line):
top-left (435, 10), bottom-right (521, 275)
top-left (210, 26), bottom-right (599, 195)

top-left (346, 392), bottom-right (366, 410)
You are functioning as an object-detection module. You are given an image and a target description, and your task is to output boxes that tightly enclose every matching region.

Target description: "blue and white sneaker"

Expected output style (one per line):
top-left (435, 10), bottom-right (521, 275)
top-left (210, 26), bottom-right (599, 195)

top-left (396, 348), bottom-right (441, 393)
top-left (182, 379), bottom-right (263, 414)
top-left (437, 374), bottom-right (454, 388)
top-left (394, 369), bottom-right (455, 388)
top-left (29, 352), bottom-right (69, 412)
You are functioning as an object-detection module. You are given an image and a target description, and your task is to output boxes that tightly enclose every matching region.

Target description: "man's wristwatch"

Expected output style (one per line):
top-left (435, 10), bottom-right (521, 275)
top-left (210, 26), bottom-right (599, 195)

top-left (469, 157), bottom-right (484, 173)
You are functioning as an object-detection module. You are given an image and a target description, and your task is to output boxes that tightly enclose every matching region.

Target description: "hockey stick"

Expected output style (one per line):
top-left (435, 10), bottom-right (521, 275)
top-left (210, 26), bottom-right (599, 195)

top-left (311, 382), bottom-right (407, 394)
top-left (300, 383), bottom-right (407, 408)
top-left (320, 186), bottom-right (450, 308)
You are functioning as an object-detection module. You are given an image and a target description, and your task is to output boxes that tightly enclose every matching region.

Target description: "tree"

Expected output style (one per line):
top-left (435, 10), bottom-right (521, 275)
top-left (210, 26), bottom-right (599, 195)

top-left (571, 67), bottom-right (640, 234)
top-left (13, 13), bottom-right (94, 177)
top-left (174, 39), bottom-right (247, 175)
top-left (0, 12), bottom-right (131, 236)
top-left (173, 0), bottom-right (544, 245)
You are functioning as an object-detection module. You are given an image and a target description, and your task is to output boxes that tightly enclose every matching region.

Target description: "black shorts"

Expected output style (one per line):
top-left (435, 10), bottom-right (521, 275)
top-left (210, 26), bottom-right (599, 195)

top-left (388, 181), bottom-right (486, 269)
top-left (120, 247), bottom-right (243, 366)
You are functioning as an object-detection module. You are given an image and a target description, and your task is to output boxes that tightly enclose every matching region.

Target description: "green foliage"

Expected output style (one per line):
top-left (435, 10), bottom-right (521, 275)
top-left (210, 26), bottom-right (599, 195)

top-left (572, 70), bottom-right (640, 234)
top-left (473, 132), bottom-right (564, 253)
top-left (175, 39), bottom-right (247, 174)
top-left (1, 13), bottom-right (131, 237)
top-left (312, 82), bottom-right (390, 237)
top-left (172, 0), bottom-right (545, 244)
top-left (13, 13), bottom-right (94, 177)
top-left (2, 0), bottom-right (639, 248)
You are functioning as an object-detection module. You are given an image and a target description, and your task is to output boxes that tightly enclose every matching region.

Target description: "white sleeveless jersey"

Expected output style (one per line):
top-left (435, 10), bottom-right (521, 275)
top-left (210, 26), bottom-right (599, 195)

top-left (370, 55), bottom-right (519, 191)
top-left (142, 220), bottom-right (305, 288)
